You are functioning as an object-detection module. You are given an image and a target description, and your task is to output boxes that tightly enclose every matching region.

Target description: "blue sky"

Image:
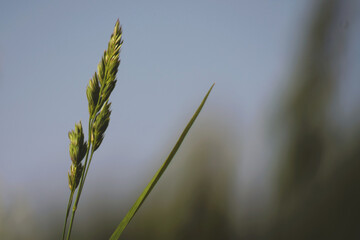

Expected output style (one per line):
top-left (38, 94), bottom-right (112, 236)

top-left (1, 0), bottom-right (346, 210)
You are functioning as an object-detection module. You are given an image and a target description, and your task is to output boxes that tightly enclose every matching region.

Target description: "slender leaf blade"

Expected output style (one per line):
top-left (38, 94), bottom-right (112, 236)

top-left (109, 84), bottom-right (215, 240)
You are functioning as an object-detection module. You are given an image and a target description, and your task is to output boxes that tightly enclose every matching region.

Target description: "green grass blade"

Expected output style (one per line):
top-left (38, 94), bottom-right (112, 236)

top-left (109, 83), bottom-right (215, 240)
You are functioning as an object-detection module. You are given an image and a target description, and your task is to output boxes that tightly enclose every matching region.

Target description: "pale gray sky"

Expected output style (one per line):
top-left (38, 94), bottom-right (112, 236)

top-left (3, 0), bottom-right (359, 214)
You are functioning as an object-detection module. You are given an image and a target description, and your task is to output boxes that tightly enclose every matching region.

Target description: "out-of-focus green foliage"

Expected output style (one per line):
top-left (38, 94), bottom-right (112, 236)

top-left (276, 0), bottom-right (340, 202)
top-left (269, 0), bottom-right (360, 239)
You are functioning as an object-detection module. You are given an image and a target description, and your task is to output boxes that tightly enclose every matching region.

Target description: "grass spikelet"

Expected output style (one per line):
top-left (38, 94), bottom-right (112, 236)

top-left (68, 121), bottom-right (87, 165)
top-left (92, 101), bottom-right (112, 151)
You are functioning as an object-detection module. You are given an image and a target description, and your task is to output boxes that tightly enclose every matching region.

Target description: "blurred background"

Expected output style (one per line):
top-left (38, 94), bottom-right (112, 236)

top-left (1, 0), bottom-right (360, 239)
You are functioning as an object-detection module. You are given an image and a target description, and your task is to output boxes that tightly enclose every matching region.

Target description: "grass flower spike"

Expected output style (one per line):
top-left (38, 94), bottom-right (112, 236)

top-left (62, 20), bottom-right (123, 240)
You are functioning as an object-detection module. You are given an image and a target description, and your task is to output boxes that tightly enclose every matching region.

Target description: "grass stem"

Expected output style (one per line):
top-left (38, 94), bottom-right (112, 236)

top-left (62, 190), bottom-right (74, 240)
